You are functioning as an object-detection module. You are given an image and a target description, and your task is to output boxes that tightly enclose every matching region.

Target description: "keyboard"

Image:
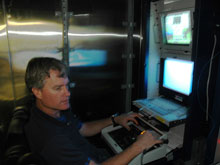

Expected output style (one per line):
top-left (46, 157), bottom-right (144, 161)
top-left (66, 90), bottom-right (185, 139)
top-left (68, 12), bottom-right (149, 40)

top-left (101, 121), bottom-right (168, 165)
top-left (144, 98), bottom-right (181, 115)
top-left (108, 124), bottom-right (142, 150)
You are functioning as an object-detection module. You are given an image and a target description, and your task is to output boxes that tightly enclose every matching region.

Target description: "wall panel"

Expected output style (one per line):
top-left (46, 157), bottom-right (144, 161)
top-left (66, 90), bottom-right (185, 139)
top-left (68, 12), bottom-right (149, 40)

top-left (0, 0), bottom-right (15, 127)
top-left (68, 0), bottom-right (128, 120)
top-left (5, 0), bottom-right (63, 104)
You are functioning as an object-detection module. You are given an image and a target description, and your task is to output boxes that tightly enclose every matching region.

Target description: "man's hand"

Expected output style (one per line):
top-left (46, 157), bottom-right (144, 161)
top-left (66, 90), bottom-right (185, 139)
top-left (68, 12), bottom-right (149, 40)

top-left (101, 129), bottom-right (162, 165)
top-left (134, 130), bottom-right (162, 152)
top-left (114, 113), bottom-right (141, 130)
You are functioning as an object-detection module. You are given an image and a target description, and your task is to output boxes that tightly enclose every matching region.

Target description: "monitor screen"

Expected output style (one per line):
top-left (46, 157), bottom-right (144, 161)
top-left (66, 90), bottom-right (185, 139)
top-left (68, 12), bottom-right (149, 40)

top-left (69, 49), bottom-right (107, 67)
top-left (162, 58), bottom-right (194, 96)
top-left (165, 10), bottom-right (192, 45)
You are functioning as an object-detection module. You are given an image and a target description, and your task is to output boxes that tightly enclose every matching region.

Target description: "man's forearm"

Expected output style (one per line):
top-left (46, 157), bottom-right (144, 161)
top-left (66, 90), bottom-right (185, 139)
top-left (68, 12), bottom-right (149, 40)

top-left (79, 117), bottom-right (112, 137)
top-left (79, 112), bottom-right (140, 137)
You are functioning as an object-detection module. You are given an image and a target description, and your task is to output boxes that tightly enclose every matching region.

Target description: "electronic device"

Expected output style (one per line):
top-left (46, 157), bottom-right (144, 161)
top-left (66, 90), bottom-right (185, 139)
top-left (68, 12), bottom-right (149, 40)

top-left (159, 57), bottom-right (194, 105)
top-left (102, 119), bottom-right (168, 165)
top-left (69, 49), bottom-right (107, 67)
top-left (164, 10), bottom-right (192, 45)
top-left (133, 58), bottom-right (194, 127)
top-left (133, 97), bottom-right (188, 127)
top-left (160, 9), bottom-right (194, 55)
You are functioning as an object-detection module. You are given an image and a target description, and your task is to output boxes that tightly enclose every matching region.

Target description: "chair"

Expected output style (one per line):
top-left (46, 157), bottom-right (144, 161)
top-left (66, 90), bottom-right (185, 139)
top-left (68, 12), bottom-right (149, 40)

top-left (0, 123), bottom-right (5, 165)
top-left (4, 106), bottom-right (45, 165)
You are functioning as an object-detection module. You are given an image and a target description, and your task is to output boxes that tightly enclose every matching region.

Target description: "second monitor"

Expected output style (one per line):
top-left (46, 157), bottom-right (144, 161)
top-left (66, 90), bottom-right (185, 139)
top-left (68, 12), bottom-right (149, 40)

top-left (159, 57), bottom-right (194, 106)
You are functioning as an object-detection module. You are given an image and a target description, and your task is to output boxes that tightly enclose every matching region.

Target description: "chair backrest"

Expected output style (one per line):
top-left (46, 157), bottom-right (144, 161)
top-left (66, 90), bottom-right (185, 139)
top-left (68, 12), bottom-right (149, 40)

top-left (4, 106), bottom-right (30, 164)
top-left (4, 106), bottom-right (45, 165)
top-left (0, 124), bottom-right (5, 165)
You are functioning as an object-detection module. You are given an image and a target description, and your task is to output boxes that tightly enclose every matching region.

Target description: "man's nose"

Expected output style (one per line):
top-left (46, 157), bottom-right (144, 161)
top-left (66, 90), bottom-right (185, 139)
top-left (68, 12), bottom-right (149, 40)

top-left (64, 86), bottom-right (71, 96)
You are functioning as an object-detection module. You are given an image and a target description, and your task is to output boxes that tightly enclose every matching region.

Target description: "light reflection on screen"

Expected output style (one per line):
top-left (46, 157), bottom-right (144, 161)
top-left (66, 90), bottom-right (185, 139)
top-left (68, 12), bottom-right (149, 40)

top-left (163, 58), bottom-right (194, 96)
top-left (69, 49), bottom-right (107, 67)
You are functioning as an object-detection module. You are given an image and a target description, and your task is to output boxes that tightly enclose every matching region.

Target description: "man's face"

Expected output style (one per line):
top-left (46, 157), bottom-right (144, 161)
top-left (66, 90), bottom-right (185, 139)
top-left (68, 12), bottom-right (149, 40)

top-left (34, 69), bottom-right (70, 111)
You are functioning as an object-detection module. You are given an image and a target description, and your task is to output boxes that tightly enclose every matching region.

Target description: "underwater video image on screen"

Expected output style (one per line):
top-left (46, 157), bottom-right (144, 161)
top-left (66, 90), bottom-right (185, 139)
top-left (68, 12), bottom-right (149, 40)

top-left (69, 49), bottom-right (107, 67)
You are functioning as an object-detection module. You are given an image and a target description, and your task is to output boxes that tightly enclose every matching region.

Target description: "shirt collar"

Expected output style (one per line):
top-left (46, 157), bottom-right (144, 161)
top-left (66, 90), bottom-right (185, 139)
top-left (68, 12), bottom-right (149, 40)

top-left (32, 105), bottom-right (70, 126)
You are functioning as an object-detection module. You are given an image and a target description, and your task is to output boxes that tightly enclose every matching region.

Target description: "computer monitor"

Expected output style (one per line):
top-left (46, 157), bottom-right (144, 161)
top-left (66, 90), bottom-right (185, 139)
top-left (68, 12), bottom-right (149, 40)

top-left (165, 10), bottom-right (192, 45)
top-left (69, 49), bottom-right (107, 67)
top-left (160, 9), bottom-right (193, 53)
top-left (159, 57), bottom-right (194, 105)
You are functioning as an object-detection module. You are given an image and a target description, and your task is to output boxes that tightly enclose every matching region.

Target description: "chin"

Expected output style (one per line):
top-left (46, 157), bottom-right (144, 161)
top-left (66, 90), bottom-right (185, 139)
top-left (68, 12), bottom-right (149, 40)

top-left (61, 105), bottom-right (70, 110)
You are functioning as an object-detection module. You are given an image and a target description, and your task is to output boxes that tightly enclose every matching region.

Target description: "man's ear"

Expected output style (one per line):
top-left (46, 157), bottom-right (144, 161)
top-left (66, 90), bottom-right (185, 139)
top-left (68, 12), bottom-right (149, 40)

top-left (32, 88), bottom-right (42, 99)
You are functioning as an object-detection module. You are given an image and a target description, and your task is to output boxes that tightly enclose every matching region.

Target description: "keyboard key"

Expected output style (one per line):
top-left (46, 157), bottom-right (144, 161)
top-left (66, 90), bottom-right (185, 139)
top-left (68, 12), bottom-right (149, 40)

top-left (109, 124), bottom-right (141, 150)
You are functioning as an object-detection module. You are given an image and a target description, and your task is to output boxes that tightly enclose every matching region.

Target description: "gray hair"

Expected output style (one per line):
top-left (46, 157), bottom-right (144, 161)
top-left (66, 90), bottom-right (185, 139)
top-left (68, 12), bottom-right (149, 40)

top-left (25, 57), bottom-right (68, 93)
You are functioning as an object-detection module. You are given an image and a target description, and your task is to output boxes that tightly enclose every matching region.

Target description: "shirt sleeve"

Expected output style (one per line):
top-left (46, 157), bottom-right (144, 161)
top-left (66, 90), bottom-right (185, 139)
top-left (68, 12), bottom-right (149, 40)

top-left (41, 135), bottom-right (91, 165)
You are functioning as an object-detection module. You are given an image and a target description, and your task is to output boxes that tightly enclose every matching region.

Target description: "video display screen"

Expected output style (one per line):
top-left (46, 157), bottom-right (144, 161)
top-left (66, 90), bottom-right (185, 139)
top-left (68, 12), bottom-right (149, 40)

top-left (165, 10), bottom-right (192, 45)
top-left (163, 58), bottom-right (194, 96)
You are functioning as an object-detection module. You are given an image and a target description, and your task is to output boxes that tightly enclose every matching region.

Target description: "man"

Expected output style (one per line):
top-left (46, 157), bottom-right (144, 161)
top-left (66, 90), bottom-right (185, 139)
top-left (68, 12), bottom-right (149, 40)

top-left (24, 57), bottom-right (161, 165)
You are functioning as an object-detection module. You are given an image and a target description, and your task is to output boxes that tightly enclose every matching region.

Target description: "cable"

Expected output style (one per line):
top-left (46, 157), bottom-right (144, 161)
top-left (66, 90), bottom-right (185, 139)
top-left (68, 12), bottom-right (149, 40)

top-left (140, 152), bottom-right (144, 165)
top-left (196, 41), bottom-right (219, 122)
top-left (206, 34), bottom-right (217, 121)
top-left (197, 57), bottom-right (214, 113)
